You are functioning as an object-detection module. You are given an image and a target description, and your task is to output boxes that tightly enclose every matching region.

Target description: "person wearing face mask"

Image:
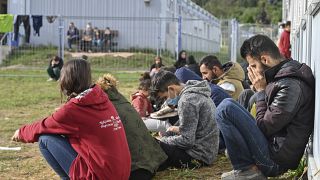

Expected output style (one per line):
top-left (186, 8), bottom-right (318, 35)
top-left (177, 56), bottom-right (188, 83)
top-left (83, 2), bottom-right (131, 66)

top-left (150, 70), bottom-right (219, 171)
top-left (199, 56), bottom-right (245, 100)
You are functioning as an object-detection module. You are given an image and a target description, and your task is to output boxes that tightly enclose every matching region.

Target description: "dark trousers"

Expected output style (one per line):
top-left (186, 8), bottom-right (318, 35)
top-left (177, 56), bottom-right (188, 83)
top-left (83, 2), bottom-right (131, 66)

top-left (47, 66), bottom-right (61, 80)
top-left (158, 141), bottom-right (198, 171)
top-left (14, 15), bottom-right (30, 43)
top-left (80, 40), bottom-right (92, 51)
top-left (129, 169), bottom-right (154, 180)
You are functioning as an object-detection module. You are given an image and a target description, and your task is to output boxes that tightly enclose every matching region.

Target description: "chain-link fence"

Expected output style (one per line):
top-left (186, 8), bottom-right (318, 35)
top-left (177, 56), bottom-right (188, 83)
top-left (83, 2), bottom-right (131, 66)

top-left (0, 15), bottom-right (222, 71)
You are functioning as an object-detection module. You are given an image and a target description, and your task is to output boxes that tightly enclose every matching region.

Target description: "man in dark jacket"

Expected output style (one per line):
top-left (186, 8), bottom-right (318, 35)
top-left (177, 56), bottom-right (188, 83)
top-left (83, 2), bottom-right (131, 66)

top-left (216, 34), bottom-right (315, 179)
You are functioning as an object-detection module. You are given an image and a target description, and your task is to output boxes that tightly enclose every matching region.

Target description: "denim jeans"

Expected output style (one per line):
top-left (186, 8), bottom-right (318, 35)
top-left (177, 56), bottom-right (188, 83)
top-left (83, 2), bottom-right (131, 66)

top-left (216, 98), bottom-right (281, 177)
top-left (39, 135), bottom-right (78, 180)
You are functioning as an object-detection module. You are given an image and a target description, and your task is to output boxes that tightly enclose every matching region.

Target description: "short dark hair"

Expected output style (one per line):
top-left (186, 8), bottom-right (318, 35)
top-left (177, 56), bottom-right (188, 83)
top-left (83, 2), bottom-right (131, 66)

top-left (138, 79), bottom-right (151, 91)
top-left (199, 55), bottom-right (222, 70)
top-left (52, 55), bottom-right (62, 62)
top-left (150, 70), bottom-right (180, 94)
top-left (186, 55), bottom-right (197, 65)
top-left (285, 21), bottom-right (291, 27)
top-left (60, 59), bottom-right (92, 98)
top-left (240, 34), bottom-right (282, 60)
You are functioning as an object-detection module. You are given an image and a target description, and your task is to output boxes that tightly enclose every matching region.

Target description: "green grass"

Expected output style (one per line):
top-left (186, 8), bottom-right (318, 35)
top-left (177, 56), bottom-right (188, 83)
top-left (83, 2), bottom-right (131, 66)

top-left (2, 46), bottom-right (230, 71)
top-left (1, 46), bottom-right (176, 71)
top-left (0, 69), bottom-right (231, 179)
top-left (0, 48), bottom-right (300, 179)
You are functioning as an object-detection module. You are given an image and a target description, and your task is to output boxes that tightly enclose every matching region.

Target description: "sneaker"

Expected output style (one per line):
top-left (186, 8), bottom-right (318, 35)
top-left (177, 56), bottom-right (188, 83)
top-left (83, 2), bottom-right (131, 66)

top-left (47, 78), bottom-right (54, 82)
top-left (221, 169), bottom-right (267, 180)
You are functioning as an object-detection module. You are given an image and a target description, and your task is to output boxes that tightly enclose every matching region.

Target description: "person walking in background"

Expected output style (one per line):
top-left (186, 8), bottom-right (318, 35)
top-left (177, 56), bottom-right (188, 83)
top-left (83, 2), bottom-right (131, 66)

top-left (66, 22), bottom-right (79, 51)
top-left (12, 59), bottom-right (131, 179)
top-left (278, 21), bottom-right (291, 59)
top-left (47, 56), bottom-right (63, 81)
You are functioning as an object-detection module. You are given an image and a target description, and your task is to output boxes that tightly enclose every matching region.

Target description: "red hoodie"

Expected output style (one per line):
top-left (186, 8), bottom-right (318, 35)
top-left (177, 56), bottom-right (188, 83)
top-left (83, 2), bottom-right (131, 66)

top-left (279, 30), bottom-right (291, 59)
top-left (131, 92), bottom-right (153, 117)
top-left (19, 85), bottom-right (131, 180)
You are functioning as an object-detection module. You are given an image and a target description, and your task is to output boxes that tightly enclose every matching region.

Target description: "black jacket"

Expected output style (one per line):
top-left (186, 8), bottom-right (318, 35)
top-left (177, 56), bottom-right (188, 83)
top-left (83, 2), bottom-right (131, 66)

top-left (255, 60), bottom-right (315, 170)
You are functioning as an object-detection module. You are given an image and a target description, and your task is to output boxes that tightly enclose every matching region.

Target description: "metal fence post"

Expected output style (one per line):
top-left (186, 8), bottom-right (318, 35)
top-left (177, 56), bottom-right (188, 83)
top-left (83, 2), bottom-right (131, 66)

top-left (157, 19), bottom-right (161, 57)
top-left (230, 19), bottom-right (238, 62)
top-left (177, 15), bottom-right (182, 60)
top-left (58, 16), bottom-right (64, 59)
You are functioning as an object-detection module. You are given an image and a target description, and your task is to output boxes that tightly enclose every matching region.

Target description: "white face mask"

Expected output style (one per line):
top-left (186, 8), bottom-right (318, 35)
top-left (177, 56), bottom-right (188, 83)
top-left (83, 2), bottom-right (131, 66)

top-left (86, 25), bottom-right (91, 29)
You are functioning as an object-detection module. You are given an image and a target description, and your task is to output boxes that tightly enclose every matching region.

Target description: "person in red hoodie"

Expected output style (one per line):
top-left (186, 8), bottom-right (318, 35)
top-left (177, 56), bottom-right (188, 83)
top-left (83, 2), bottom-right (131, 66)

top-left (11, 59), bottom-right (131, 180)
top-left (278, 21), bottom-right (291, 59)
top-left (131, 72), bottom-right (153, 118)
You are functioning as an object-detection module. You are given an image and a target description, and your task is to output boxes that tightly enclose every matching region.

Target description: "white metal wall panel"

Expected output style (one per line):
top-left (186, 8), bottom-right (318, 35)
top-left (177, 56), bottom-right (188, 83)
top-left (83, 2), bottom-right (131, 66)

top-left (311, 8), bottom-right (320, 170)
top-left (8, 0), bottom-right (220, 53)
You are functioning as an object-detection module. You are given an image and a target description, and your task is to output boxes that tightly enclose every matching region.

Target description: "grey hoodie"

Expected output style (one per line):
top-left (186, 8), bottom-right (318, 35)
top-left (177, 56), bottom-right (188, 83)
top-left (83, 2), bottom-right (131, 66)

top-left (161, 80), bottom-right (219, 165)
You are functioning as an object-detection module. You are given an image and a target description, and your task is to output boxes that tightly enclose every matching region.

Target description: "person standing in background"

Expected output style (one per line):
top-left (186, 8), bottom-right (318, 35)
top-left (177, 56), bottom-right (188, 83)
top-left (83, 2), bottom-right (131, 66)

top-left (278, 21), bottom-right (291, 59)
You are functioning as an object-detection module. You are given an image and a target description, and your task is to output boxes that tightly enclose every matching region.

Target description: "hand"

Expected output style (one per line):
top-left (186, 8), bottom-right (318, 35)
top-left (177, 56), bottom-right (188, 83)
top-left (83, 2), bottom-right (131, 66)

top-left (247, 67), bottom-right (267, 92)
top-left (166, 126), bottom-right (180, 134)
top-left (11, 129), bottom-right (22, 142)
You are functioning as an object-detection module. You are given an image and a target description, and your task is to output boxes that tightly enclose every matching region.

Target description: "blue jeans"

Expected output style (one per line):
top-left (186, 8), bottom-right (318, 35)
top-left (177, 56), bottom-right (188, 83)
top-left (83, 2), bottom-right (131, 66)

top-left (39, 135), bottom-right (78, 180)
top-left (216, 98), bottom-right (282, 177)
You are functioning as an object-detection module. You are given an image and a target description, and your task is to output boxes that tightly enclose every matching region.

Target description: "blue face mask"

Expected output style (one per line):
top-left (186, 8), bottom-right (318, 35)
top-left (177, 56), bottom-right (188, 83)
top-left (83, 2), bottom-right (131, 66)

top-left (166, 96), bottom-right (180, 106)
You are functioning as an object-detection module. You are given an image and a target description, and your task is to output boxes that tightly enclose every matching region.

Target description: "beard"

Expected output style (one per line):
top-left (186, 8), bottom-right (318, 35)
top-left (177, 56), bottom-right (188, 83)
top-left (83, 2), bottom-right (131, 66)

top-left (261, 63), bottom-right (270, 73)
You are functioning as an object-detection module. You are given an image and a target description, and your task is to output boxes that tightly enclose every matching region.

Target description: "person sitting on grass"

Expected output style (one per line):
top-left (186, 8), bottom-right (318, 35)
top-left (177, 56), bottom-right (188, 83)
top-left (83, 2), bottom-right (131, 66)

top-left (150, 56), bottom-right (165, 72)
top-left (47, 55), bottom-right (63, 81)
top-left (216, 35), bottom-right (315, 179)
top-left (131, 72), bottom-right (153, 118)
top-left (12, 59), bottom-right (131, 180)
top-left (150, 70), bottom-right (219, 170)
top-left (174, 67), bottom-right (231, 153)
top-left (199, 55), bottom-right (245, 100)
top-left (96, 73), bottom-right (167, 180)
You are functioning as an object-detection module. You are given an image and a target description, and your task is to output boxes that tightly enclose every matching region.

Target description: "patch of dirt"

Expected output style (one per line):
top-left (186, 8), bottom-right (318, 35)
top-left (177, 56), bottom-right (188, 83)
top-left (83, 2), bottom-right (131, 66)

top-left (0, 64), bottom-right (28, 70)
top-left (67, 52), bottom-right (134, 58)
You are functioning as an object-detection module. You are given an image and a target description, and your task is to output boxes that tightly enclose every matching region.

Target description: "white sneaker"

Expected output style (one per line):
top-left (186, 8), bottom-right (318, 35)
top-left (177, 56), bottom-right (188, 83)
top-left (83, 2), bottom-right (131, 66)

top-left (47, 78), bottom-right (54, 82)
top-left (221, 169), bottom-right (267, 180)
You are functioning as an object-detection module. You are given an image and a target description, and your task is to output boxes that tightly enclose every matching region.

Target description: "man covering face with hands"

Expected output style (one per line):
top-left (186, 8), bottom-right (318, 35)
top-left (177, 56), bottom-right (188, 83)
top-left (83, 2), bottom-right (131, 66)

top-left (216, 34), bottom-right (315, 180)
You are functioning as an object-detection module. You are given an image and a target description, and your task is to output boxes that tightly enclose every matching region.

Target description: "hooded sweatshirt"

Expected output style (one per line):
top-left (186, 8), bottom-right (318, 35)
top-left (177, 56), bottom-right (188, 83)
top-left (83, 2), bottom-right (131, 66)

top-left (18, 85), bottom-right (131, 180)
top-left (160, 80), bottom-right (219, 165)
top-left (175, 67), bottom-right (230, 107)
top-left (212, 62), bottom-right (245, 100)
top-left (131, 92), bottom-right (153, 117)
top-left (255, 60), bottom-right (315, 170)
top-left (278, 30), bottom-right (291, 59)
top-left (97, 74), bottom-right (167, 174)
